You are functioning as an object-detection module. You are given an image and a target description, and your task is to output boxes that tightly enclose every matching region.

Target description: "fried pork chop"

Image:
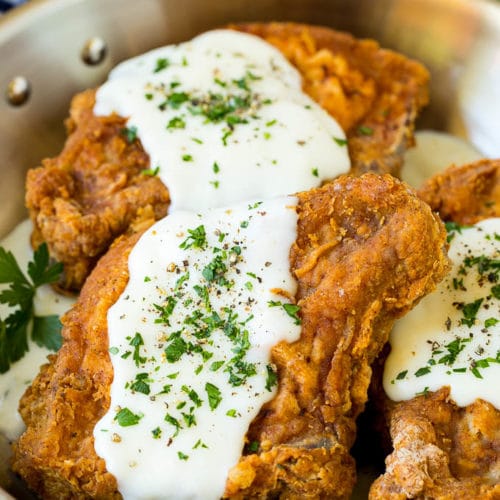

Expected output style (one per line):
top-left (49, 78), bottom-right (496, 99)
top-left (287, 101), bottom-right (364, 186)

top-left (370, 159), bottom-right (500, 500)
top-left (25, 22), bottom-right (429, 291)
top-left (13, 174), bottom-right (448, 499)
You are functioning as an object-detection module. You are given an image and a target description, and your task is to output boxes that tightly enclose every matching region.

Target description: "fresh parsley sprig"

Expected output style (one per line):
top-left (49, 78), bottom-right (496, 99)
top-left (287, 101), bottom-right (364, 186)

top-left (0, 243), bottom-right (63, 373)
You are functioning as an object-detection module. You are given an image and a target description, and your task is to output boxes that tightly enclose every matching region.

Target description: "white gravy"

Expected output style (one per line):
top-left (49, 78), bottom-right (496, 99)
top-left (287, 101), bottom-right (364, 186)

top-left (94, 29), bottom-right (350, 211)
top-left (94, 197), bottom-right (301, 499)
top-left (402, 130), bottom-right (482, 188)
top-left (384, 218), bottom-right (500, 408)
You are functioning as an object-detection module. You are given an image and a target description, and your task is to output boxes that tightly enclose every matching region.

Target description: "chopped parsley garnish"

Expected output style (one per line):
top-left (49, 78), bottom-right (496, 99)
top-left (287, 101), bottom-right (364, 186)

top-left (202, 255), bottom-right (230, 287)
top-left (175, 272), bottom-right (190, 291)
top-left (115, 407), bottom-right (143, 427)
top-left (460, 299), bottom-right (483, 327)
top-left (0, 243), bottom-right (63, 373)
top-left (167, 116), bottom-right (186, 129)
top-left (248, 202), bottom-right (262, 210)
top-left (311, 168), bottom-right (319, 177)
top-left (158, 384), bottom-right (172, 394)
top-left (177, 451), bottom-right (189, 461)
top-left (265, 364), bottom-right (278, 391)
top-left (485, 317), bottom-right (499, 328)
top-left (333, 136), bottom-right (348, 146)
top-left (414, 366), bottom-right (431, 377)
top-left (164, 334), bottom-right (188, 363)
top-left (153, 57), bottom-right (170, 73)
top-left (212, 162), bottom-right (220, 173)
top-left (154, 296), bottom-right (177, 326)
top-left (121, 125), bottom-right (138, 143)
top-left (437, 337), bottom-right (471, 365)
top-left (357, 125), bottom-right (374, 136)
top-left (129, 372), bottom-right (151, 395)
top-left (469, 350), bottom-right (500, 377)
top-left (205, 382), bottom-right (222, 410)
top-left (159, 92), bottom-right (189, 110)
top-left (267, 300), bottom-right (301, 325)
top-left (247, 441), bottom-right (259, 453)
top-left (182, 154), bottom-right (194, 162)
top-left (141, 166), bottom-right (160, 176)
top-left (415, 386), bottom-right (430, 397)
top-left (193, 439), bottom-right (208, 449)
top-left (182, 385), bottom-right (203, 407)
top-left (179, 225), bottom-right (207, 250)
top-left (129, 332), bottom-right (147, 366)
top-left (165, 413), bottom-right (182, 436)
top-left (210, 360), bottom-right (224, 371)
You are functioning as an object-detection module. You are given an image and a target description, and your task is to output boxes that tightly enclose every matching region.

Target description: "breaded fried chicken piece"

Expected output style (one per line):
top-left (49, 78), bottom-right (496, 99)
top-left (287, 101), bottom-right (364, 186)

top-left (231, 23), bottom-right (429, 176)
top-left (26, 23), bottom-right (429, 292)
top-left (26, 90), bottom-right (170, 291)
top-left (370, 388), bottom-right (500, 500)
top-left (370, 159), bottom-right (500, 500)
top-left (418, 158), bottom-right (500, 225)
top-left (13, 174), bottom-right (448, 499)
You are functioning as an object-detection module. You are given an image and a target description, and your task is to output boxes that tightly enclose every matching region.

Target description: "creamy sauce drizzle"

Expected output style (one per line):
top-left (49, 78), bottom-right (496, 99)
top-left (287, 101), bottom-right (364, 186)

top-left (385, 218), bottom-right (500, 408)
top-left (0, 220), bottom-right (74, 440)
top-left (94, 30), bottom-right (350, 211)
top-left (94, 197), bottom-right (300, 499)
top-left (402, 130), bottom-right (482, 188)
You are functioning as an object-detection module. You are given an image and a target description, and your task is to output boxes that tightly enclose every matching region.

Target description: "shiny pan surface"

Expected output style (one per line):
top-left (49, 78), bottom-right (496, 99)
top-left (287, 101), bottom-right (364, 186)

top-left (0, 0), bottom-right (499, 498)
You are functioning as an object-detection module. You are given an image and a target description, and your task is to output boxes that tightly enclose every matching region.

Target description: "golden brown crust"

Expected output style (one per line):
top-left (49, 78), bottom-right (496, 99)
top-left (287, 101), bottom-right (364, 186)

top-left (370, 159), bottom-right (500, 500)
top-left (14, 174), bottom-right (448, 499)
top-left (370, 389), bottom-right (500, 500)
top-left (25, 23), bottom-right (429, 292)
top-left (25, 90), bottom-right (170, 292)
top-left (417, 158), bottom-right (500, 224)
top-left (231, 22), bottom-right (430, 176)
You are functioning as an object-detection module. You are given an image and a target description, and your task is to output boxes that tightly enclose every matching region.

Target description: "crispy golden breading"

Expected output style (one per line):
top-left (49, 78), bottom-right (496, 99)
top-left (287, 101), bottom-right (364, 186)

top-left (13, 174), bottom-right (448, 499)
top-left (26, 90), bottom-right (170, 292)
top-left (370, 389), bottom-right (500, 500)
top-left (25, 23), bottom-right (429, 292)
top-left (370, 159), bottom-right (500, 500)
top-left (418, 158), bottom-right (500, 225)
top-left (231, 23), bottom-right (430, 176)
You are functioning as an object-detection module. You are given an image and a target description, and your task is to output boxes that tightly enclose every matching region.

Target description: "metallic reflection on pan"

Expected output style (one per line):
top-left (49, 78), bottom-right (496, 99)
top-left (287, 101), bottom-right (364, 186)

top-left (0, 0), bottom-right (499, 498)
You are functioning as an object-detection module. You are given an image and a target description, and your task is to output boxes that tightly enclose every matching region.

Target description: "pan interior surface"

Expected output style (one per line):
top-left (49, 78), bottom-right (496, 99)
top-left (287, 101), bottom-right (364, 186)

top-left (0, 0), bottom-right (499, 498)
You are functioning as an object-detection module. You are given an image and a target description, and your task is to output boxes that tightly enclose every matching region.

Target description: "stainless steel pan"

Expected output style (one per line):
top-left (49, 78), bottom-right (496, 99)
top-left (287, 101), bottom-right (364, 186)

top-left (1, 0), bottom-right (499, 497)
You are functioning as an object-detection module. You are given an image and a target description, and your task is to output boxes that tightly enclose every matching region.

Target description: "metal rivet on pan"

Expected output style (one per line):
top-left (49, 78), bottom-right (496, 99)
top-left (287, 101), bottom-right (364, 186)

top-left (81, 37), bottom-right (107, 65)
top-left (6, 76), bottom-right (31, 106)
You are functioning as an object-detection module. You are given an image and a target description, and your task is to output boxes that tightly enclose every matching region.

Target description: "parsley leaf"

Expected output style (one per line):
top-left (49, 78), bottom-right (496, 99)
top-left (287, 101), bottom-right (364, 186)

top-left (115, 407), bottom-right (143, 427)
top-left (0, 243), bottom-right (63, 373)
top-left (268, 300), bottom-right (301, 325)
top-left (179, 225), bottom-right (207, 250)
top-left (121, 126), bottom-right (138, 143)
top-left (265, 364), bottom-right (278, 391)
top-left (205, 382), bottom-right (222, 410)
top-left (32, 315), bottom-right (63, 351)
top-left (460, 298), bottom-right (483, 327)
